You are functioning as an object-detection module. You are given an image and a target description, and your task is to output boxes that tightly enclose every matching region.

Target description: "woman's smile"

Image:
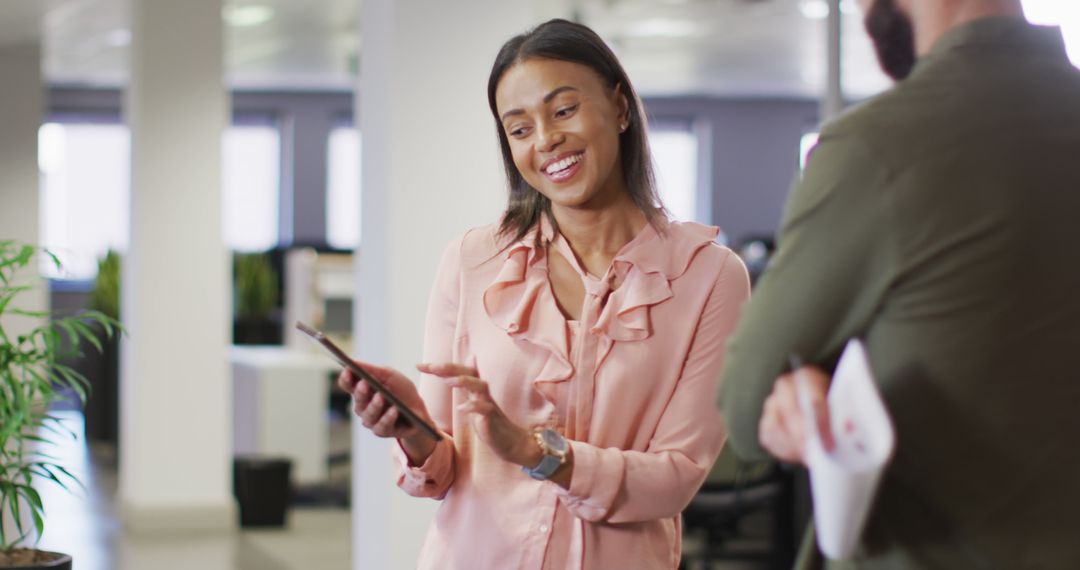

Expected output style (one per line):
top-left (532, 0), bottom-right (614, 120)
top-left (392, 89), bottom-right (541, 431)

top-left (541, 151), bottom-right (584, 183)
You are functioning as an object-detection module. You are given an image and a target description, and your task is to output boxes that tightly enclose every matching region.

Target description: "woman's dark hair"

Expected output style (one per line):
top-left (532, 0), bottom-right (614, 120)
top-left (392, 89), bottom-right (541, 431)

top-left (487, 19), bottom-right (666, 245)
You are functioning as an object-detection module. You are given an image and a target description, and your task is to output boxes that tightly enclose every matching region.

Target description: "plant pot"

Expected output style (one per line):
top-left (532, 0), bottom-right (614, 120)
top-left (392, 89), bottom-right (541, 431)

top-left (233, 456), bottom-right (292, 528)
top-left (78, 322), bottom-right (120, 445)
top-left (0, 549), bottom-right (72, 570)
top-left (233, 317), bottom-right (282, 345)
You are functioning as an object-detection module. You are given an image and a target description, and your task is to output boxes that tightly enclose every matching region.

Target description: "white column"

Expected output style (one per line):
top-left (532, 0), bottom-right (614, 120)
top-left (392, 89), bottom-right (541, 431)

top-left (0, 42), bottom-right (46, 334)
top-left (354, 2), bottom-right (560, 568)
top-left (120, 0), bottom-right (233, 532)
top-left (821, 0), bottom-right (845, 119)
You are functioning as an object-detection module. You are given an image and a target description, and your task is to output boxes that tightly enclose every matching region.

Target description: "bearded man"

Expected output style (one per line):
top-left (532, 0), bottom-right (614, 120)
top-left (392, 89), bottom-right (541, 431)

top-left (718, 0), bottom-right (1080, 567)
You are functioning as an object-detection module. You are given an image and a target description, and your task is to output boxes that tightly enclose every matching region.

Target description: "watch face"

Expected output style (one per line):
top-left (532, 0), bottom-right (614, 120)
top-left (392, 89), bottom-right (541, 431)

top-left (541, 428), bottom-right (567, 453)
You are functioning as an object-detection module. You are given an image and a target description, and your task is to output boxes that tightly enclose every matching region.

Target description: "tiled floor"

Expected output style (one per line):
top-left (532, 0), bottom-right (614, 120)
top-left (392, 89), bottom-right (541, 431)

top-left (26, 412), bottom-right (771, 570)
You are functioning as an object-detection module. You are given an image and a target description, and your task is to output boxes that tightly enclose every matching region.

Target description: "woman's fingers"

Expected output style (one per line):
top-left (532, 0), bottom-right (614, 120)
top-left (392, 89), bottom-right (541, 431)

top-left (456, 398), bottom-right (495, 416)
top-left (353, 378), bottom-right (373, 408)
top-left (371, 405), bottom-right (400, 437)
top-left (441, 375), bottom-right (500, 419)
top-left (358, 392), bottom-right (386, 427)
top-left (337, 369), bottom-right (359, 394)
top-left (418, 362), bottom-right (479, 378)
top-left (444, 375), bottom-right (493, 401)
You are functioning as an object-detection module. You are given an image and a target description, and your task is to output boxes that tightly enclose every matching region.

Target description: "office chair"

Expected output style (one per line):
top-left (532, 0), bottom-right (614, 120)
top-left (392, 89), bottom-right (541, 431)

top-left (680, 447), bottom-right (797, 570)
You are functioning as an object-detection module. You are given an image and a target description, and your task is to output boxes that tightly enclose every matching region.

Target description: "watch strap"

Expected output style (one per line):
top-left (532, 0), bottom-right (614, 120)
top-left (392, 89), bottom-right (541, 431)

top-left (521, 428), bottom-right (567, 480)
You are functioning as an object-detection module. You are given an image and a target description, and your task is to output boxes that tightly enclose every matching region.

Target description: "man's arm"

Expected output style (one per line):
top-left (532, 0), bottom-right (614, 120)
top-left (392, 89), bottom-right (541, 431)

top-left (719, 130), bottom-right (899, 461)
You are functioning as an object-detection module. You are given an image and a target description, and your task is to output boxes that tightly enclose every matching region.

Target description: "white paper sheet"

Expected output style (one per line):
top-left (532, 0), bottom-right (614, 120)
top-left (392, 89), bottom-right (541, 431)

top-left (799, 339), bottom-right (895, 560)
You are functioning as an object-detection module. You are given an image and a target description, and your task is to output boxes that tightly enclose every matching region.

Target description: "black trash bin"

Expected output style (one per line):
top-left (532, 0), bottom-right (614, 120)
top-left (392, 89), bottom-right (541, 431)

top-left (233, 456), bottom-right (292, 528)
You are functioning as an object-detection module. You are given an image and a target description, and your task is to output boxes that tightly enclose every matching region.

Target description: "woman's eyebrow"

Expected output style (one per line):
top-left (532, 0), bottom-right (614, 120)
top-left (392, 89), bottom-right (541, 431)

top-left (542, 85), bottom-right (579, 103)
top-left (500, 85), bottom-right (580, 122)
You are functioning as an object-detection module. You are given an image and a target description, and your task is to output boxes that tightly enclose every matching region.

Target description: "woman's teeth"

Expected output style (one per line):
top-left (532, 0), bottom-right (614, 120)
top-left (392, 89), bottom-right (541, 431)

top-left (545, 153), bottom-right (581, 175)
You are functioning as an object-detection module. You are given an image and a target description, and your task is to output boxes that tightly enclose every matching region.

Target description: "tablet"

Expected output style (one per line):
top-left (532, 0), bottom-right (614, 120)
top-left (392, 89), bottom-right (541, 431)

top-left (295, 321), bottom-right (443, 442)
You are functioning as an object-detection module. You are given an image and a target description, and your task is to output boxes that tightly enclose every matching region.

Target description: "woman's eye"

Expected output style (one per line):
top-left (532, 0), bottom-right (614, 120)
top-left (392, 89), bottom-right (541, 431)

top-left (508, 126), bottom-right (530, 138)
top-left (555, 105), bottom-right (578, 118)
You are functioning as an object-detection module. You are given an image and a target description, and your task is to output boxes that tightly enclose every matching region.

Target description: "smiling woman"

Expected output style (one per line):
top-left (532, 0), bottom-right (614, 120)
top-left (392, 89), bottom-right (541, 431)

top-left (335, 19), bottom-right (751, 570)
top-left (486, 20), bottom-right (666, 247)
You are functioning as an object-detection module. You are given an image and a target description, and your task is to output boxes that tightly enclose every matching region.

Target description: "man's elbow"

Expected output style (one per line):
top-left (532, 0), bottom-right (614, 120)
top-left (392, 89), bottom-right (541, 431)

top-left (724, 425), bottom-right (771, 462)
top-left (720, 393), bottom-right (772, 462)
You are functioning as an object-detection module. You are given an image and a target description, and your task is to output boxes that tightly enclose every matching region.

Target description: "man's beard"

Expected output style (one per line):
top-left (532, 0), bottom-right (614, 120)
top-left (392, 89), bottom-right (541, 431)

top-left (864, 0), bottom-right (918, 81)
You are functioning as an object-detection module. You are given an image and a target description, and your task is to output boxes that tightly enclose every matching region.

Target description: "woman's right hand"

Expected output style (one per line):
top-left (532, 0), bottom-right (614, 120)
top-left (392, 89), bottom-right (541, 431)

top-left (337, 361), bottom-right (438, 465)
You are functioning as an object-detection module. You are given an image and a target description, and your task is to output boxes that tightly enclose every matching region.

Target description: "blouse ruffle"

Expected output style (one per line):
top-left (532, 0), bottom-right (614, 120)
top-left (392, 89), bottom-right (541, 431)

top-left (481, 217), bottom-right (720, 400)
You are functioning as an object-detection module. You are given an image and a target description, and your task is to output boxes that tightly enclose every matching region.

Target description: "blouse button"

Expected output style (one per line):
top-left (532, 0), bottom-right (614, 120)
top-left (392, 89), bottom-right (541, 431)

top-left (539, 524), bottom-right (550, 534)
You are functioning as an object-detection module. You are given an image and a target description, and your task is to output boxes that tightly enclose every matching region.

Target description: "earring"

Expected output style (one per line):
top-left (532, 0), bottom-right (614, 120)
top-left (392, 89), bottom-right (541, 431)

top-left (619, 122), bottom-right (628, 132)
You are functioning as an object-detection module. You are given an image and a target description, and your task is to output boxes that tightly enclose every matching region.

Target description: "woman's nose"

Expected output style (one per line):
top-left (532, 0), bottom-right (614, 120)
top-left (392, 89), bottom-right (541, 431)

top-left (535, 122), bottom-right (564, 152)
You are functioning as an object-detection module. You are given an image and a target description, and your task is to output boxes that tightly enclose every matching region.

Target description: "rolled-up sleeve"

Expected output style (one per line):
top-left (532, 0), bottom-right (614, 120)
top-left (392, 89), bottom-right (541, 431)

top-left (552, 252), bottom-right (751, 523)
top-left (393, 236), bottom-right (465, 499)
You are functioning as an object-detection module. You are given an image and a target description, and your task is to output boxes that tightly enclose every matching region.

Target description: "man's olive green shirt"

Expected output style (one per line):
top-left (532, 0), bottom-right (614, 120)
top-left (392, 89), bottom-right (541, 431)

top-left (720, 17), bottom-right (1080, 569)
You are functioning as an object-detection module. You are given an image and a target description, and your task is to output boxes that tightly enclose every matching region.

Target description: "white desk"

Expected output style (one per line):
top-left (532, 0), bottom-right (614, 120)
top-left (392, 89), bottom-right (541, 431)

top-left (231, 346), bottom-right (339, 485)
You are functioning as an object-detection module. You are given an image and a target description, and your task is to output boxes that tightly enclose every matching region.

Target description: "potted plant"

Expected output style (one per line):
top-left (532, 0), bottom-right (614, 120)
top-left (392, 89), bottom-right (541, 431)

top-left (80, 251), bottom-right (121, 444)
top-left (0, 242), bottom-right (119, 569)
top-left (87, 250), bottom-right (119, 322)
top-left (232, 252), bottom-right (280, 345)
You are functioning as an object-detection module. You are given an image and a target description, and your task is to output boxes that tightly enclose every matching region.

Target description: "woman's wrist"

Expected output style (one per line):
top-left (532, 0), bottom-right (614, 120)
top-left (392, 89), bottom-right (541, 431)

top-left (514, 428), bottom-right (572, 489)
top-left (515, 428), bottom-right (544, 468)
top-left (400, 433), bottom-right (438, 467)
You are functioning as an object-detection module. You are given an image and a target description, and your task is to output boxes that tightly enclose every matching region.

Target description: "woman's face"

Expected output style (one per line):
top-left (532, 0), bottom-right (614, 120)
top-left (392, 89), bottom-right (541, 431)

top-left (494, 58), bottom-right (630, 211)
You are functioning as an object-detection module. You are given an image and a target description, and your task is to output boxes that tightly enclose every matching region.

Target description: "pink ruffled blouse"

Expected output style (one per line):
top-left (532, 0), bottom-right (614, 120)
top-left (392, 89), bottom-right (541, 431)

top-left (395, 218), bottom-right (750, 569)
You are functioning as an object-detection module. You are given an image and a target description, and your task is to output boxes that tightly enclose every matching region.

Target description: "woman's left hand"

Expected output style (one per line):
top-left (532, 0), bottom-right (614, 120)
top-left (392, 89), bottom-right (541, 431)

top-left (417, 362), bottom-right (540, 468)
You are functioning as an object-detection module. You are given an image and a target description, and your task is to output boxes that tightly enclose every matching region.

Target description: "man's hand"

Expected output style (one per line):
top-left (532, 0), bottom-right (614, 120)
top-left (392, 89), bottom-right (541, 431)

top-left (758, 366), bottom-right (835, 464)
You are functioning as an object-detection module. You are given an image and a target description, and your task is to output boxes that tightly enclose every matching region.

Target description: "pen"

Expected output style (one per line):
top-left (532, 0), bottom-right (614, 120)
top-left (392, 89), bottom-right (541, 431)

top-left (789, 353), bottom-right (822, 445)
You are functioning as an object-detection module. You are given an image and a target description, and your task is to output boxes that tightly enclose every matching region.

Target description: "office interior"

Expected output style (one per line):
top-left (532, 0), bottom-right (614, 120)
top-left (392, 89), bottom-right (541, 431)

top-left (0, 1), bottom-right (1076, 569)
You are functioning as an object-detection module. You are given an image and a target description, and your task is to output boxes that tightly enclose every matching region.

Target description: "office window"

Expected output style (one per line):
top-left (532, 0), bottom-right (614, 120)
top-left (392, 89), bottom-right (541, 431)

top-left (223, 125), bottom-right (280, 252)
top-left (40, 122), bottom-right (280, 277)
top-left (326, 126), bottom-right (361, 250)
top-left (1022, 0), bottom-right (1080, 67)
top-left (38, 122), bottom-right (130, 280)
top-left (649, 123), bottom-right (702, 223)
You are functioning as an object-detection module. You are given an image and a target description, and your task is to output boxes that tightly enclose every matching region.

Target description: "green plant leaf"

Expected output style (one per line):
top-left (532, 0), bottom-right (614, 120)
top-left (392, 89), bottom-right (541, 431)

top-left (41, 415), bottom-right (78, 440)
top-left (17, 485), bottom-right (42, 511)
top-left (28, 500), bottom-right (44, 542)
top-left (81, 309), bottom-right (122, 339)
top-left (36, 421), bottom-right (73, 442)
top-left (25, 450), bottom-right (61, 462)
top-left (16, 245), bottom-right (34, 265)
top-left (14, 485), bottom-right (45, 544)
top-left (10, 308), bottom-right (51, 319)
top-left (29, 467), bottom-right (69, 493)
top-left (50, 465), bottom-right (85, 492)
top-left (42, 249), bottom-right (61, 272)
top-left (1, 482), bottom-right (26, 540)
top-left (55, 320), bottom-right (81, 349)
top-left (50, 364), bottom-right (88, 403)
top-left (69, 319), bottom-right (103, 353)
top-left (0, 287), bottom-right (34, 314)
top-left (0, 485), bottom-right (9, 549)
